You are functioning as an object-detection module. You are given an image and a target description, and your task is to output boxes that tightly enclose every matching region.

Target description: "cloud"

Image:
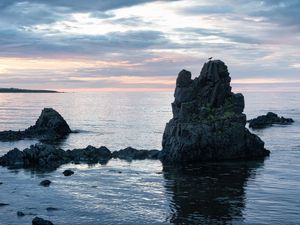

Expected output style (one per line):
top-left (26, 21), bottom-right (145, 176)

top-left (0, 29), bottom-right (171, 57)
top-left (0, 0), bottom-right (299, 90)
top-left (255, 0), bottom-right (300, 28)
top-left (180, 4), bottom-right (234, 15)
top-left (0, 0), bottom-right (178, 12)
top-left (176, 27), bottom-right (260, 44)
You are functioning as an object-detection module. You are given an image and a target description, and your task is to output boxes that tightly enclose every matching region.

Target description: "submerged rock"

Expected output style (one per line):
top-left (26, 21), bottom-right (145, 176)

top-left (17, 211), bottom-right (25, 217)
top-left (40, 180), bottom-right (51, 187)
top-left (0, 203), bottom-right (9, 207)
top-left (161, 60), bottom-right (270, 164)
top-left (248, 112), bottom-right (294, 129)
top-left (63, 169), bottom-right (74, 176)
top-left (32, 217), bottom-right (54, 225)
top-left (0, 108), bottom-right (71, 142)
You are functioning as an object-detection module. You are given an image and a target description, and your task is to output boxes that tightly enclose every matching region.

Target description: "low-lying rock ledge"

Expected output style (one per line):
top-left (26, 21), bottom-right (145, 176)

top-left (248, 112), bottom-right (294, 129)
top-left (0, 108), bottom-right (71, 142)
top-left (0, 144), bottom-right (161, 169)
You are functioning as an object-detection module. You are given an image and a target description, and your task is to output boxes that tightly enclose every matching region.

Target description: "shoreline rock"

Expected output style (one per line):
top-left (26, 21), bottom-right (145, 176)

top-left (0, 143), bottom-right (161, 170)
top-left (0, 108), bottom-right (71, 142)
top-left (248, 112), bottom-right (294, 129)
top-left (161, 60), bottom-right (270, 164)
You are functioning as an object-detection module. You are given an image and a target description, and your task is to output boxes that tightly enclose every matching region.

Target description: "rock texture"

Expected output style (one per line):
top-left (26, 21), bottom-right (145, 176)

top-left (248, 112), bottom-right (294, 129)
top-left (161, 60), bottom-right (270, 164)
top-left (0, 144), bottom-right (160, 169)
top-left (32, 217), bottom-right (54, 225)
top-left (0, 108), bottom-right (71, 142)
top-left (112, 147), bottom-right (160, 160)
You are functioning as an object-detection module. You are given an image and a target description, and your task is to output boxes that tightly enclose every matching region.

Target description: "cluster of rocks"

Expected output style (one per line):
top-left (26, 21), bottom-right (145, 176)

top-left (0, 143), bottom-right (160, 169)
top-left (161, 60), bottom-right (270, 164)
top-left (0, 108), bottom-right (71, 142)
top-left (248, 112), bottom-right (294, 129)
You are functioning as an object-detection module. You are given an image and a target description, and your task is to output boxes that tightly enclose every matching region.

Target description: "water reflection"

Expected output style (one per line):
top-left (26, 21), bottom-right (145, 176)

top-left (163, 161), bottom-right (264, 224)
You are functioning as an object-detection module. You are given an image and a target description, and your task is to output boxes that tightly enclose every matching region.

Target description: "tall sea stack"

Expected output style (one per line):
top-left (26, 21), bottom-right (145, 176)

top-left (161, 60), bottom-right (270, 164)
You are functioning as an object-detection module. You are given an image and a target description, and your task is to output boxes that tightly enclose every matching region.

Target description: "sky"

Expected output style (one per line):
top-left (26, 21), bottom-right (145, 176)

top-left (0, 0), bottom-right (299, 91)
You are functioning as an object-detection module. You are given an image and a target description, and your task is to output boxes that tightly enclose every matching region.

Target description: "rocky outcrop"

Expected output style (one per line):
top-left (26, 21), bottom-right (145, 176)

top-left (248, 112), bottom-right (294, 129)
top-left (161, 60), bottom-right (270, 164)
top-left (0, 108), bottom-right (71, 142)
top-left (0, 144), bottom-right (160, 169)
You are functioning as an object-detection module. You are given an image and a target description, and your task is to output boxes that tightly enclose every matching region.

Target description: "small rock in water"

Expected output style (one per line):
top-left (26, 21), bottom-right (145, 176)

top-left (248, 112), bottom-right (294, 129)
top-left (0, 182), bottom-right (3, 185)
top-left (17, 211), bottom-right (25, 217)
top-left (46, 207), bottom-right (59, 211)
top-left (40, 180), bottom-right (51, 187)
top-left (0, 203), bottom-right (9, 207)
top-left (63, 169), bottom-right (74, 176)
top-left (32, 217), bottom-right (54, 225)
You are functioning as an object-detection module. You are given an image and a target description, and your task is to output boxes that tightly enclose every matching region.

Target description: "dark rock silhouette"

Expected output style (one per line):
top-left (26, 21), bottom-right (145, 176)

top-left (63, 169), bottom-right (74, 176)
top-left (70, 145), bottom-right (111, 163)
top-left (0, 144), bottom-right (160, 170)
top-left (40, 180), bottom-right (51, 187)
top-left (161, 60), bottom-right (269, 164)
top-left (17, 211), bottom-right (25, 217)
top-left (112, 147), bottom-right (160, 160)
top-left (248, 112), bottom-right (294, 129)
top-left (0, 108), bottom-right (71, 142)
top-left (32, 217), bottom-right (54, 225)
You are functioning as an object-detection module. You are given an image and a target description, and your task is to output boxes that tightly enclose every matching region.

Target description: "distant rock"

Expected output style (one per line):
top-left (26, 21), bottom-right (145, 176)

top-left (161, 60), bottom-right (270, 164)
top-left (40, 180), bottom-right (51, 187)
top-left (0, 203), bottom-right (9, 207)
top-left (0, 88), bottom-right (58, 93)
top-left (63, 169), bottom-right (74, 176)
top-left (0, 108), bottom-right (71, 142)
top-left (248, 112), bottom-right (294, 129)
top-left (17, 211), bottom-right (25, 217)
top-left (32, 217), bottom-right (54, 225)
top-left (46, 207), bottom-right (59, 211)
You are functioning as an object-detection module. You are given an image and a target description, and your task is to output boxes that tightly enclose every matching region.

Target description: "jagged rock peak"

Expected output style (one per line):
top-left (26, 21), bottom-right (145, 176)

top-left (172, 60), bottom-right (244, 123)
top-left (161, 60), bottom-right (269, 164)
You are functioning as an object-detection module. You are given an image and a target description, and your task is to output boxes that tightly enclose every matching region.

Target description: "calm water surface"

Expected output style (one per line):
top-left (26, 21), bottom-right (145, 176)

top-left (0, 91), bottom-right (299, 225)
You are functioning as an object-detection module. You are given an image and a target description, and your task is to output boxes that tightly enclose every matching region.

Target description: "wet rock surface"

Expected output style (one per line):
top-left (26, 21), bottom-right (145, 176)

top-left (17, 211), bottom-right (25, 217)
top-left (248, 112), bottom-right (294, 129)
top-left (63, 169), bottom-right (74, 176)
top-left (0, 144), bottom-right (160, 169)
top-left (40, 180), bottom-right (51, 187)
top-left (0, 108), bottom-right (71, 142)
top-left (112, 147), bottom-right (160, 160)
top-left (32, 217), bottom-right (54, 225)
top-left (161, 60), bottom-right (270, 164)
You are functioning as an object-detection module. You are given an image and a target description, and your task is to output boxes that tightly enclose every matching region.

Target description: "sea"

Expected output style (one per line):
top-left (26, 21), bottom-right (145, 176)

top-left (0, 90), bottom-right (299, 225)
